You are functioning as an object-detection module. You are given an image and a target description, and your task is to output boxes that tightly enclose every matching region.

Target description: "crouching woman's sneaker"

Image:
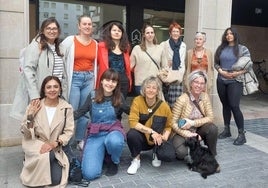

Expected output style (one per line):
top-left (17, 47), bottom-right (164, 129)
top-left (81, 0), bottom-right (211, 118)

top-left (127, 158), bottom-right (140, 175)
top-left (152, 153), bottom-right (161, 167)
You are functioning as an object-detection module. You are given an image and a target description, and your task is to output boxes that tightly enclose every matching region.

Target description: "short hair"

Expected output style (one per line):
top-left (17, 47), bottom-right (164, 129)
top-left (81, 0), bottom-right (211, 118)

top-left (169, 22), bottom-right (182, 35)
top-left (140, 76), bottom-right (162, 99)
top-left (195, 32), bottom-right (206, 42)
top-left (188, 70), bottom-right (207, 88)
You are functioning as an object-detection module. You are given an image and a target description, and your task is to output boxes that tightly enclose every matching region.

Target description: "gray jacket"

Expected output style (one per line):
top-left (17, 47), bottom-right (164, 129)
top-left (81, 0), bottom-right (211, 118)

top-left (10, 38), bottom-right (68, 120)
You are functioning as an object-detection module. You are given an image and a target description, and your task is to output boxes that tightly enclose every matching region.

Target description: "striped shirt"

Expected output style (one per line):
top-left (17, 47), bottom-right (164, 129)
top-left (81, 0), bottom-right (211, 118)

top-left (49, 44), bottom-right (64, 80)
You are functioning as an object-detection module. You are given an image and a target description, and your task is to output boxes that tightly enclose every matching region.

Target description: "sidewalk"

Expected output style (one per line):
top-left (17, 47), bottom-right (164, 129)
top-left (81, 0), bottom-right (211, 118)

top-left (1, 92), bottom-right (268, 188)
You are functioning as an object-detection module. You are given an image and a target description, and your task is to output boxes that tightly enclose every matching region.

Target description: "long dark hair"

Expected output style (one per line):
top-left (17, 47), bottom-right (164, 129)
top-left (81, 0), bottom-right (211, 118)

top-left (95, 69), bottom-right (122, 106)
top-left (102, 21), bottom-right (129, 53)
top-left (40, 76), bottom-right (62, 99)
top-left (35, 17), bottom-right (63, 57)
top-left (215, 27), bottom-right (240, 63)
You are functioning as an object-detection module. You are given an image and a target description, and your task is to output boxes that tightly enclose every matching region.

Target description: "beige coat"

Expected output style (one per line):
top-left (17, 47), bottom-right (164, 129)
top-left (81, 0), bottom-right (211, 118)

top-left (185, 48), bottom-right (214, 93)
top-left (20, 98), bottom-right (74, 187)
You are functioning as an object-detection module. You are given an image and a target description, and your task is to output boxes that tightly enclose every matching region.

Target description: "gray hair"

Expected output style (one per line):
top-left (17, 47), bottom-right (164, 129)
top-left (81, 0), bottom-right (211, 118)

top-left (188, 70), bottom-right (207, 87)
top-left (195, 32), bottom-right (206, 42)
top-left (140, 76), bottom-right (162, 98)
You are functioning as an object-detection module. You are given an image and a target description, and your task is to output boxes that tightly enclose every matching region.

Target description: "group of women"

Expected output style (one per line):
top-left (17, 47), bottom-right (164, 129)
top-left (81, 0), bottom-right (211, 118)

top-left (12, 14), bottom-right (251, 187)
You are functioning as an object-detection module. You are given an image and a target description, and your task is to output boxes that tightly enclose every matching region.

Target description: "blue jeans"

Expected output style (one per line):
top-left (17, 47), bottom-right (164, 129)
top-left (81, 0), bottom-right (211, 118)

top-left (69, 71), bottom-right (94, 141)
top-left (81, 131), bottom-right (124, 180)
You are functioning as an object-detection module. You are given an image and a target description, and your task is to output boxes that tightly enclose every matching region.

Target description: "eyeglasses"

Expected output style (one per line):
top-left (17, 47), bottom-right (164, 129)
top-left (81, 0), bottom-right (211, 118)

top-left (196, 31), bottom-right (206, 36)
top-left (45, 27), bottom-right (58, 32)
top-left (193, 80), bottom-right (205, 86)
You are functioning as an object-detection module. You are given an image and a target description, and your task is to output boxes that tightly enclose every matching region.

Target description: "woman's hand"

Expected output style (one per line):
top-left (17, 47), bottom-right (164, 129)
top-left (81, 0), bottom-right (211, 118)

top-left (151, 132), bottom-right (164, 146)
top-left (231, 69), bottom-right (247, 78)
top-left (28, 99), bottom-right (41, 119)
top-left (181, 118), bottom-right (195, 130)
top-left (40, 142), bottom-right (57, 154)
top-left (218, 69), bottom-right (234, 79)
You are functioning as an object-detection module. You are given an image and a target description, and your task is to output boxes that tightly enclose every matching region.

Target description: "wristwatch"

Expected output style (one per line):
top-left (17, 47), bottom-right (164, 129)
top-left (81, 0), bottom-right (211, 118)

top-left (150, 129), bottom-right (155, 135)
top-left (26, 119), bottom-right (32, 124)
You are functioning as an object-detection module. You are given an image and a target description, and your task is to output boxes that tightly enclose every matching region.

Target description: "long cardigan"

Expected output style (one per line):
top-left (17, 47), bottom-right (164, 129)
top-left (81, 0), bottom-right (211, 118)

top-left (172, 92), bottom-right (214, 138)
top-left (96, 42), bottom-right (132, 91)
top-left (185, 48), bottom-right (214, 93)
top-left (61, 35), bottom-right (98, 96)
top-left (20, 98), bottom-right (74, 187)
top-left (10, 38), bottom-right (68, 121)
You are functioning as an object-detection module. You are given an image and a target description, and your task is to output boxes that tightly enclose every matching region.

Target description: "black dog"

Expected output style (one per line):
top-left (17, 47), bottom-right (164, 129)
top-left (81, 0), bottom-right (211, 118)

top-left (185, 135), bottom-right (220, 179)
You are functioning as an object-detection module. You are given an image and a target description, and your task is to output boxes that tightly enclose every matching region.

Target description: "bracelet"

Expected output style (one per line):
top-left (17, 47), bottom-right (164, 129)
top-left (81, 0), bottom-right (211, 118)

top-left (56, 140), bottom-right (62, 146)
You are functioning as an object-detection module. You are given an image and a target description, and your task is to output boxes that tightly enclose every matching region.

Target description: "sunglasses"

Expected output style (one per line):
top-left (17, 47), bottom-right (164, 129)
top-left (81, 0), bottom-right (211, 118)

top-left (196, 31), bottom-right (206, 36)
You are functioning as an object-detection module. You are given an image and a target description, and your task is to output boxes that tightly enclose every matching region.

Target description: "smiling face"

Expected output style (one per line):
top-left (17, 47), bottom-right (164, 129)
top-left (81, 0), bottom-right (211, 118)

top-left (78, 16), bottom-right (93, 36)
top-left (144, 26), bottom-right (155, 43)
top-left (101, 78), bottom-right (118, 96)
top-left (194, 34), bottom-right (205, 48)
top-left (43, 22), bottom-right (59, 44)
top-left (170, 27), bottom-right (181, 41)
top-left (144, 82), bottom-right (159, 100)
top-left (225, 29), bottom-right (235, 44)
top-left (44, 79), bottom-right (61, 100)
top-left (110, 24), bottom-right (122, 41)
top-left (190, 76), bottom-right (206, 96)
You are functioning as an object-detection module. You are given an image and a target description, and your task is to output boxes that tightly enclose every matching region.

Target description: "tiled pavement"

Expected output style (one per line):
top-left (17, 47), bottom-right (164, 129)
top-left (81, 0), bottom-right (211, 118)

top-left (1, 93), bottom-right (268, 188)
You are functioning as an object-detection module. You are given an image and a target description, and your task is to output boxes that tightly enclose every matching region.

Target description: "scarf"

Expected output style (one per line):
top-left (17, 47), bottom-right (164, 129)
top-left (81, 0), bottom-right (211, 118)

top-left (169, 37), bottom-right (182, 70)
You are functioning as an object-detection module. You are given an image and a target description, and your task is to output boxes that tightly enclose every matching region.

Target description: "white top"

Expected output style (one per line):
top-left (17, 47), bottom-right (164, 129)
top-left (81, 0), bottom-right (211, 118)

top-left (45, 106), bottom-right (57, 126)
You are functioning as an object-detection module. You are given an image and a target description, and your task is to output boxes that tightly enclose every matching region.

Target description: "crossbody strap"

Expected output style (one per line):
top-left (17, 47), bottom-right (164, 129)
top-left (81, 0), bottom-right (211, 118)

top-left (187, 93), bottom-right (205, 117)
top-left (144, 100), bottom-right (163, 125)
top-left (145, 51), bottom-right (160, 70)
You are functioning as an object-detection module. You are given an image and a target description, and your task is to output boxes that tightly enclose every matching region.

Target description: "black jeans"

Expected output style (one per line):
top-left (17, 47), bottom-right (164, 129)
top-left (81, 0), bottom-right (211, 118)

top-left (217, 78), bottom-right (244, 130)
top-left (49, 151), bottom-right (62, 186)
top-left (127, 129), bottom-right (154, 158)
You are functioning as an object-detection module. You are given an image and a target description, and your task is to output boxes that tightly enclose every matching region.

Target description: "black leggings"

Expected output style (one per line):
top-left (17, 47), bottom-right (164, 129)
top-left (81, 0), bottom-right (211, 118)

top-left (217, 78), bottom-right (244, 130)
top-left (49, 151), bottom-right (62, 186)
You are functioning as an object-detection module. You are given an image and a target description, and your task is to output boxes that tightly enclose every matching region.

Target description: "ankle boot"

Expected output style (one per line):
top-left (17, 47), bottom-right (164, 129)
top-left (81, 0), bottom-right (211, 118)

top-left (233, 129), bottom-right (246, 145)
top-left (218, 125), bottom-right (231, 139)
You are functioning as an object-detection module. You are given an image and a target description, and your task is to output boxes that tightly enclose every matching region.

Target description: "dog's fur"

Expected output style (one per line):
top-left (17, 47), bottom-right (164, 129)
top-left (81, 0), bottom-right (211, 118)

top-left (185, 135), bottom-right (220, 179)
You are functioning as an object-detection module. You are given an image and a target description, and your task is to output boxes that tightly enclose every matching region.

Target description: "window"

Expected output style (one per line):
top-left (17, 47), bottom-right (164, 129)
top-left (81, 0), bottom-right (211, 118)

top-left (76, 5), bottom-right (81, 11)
top-left (64, 4), bottom-right (68, 10)
top-left (64, 14), bottom-right (68, 20)
top-left (51, 2), bottom-right (56, 9)
top-left (64, 23), bottom-right (68, 29)
top-left (51, 12), bottom-right (56, 17)
top-left (43, 12), bottom-right (49, 18)
top-left (43, 2), bottom-right (49, 8)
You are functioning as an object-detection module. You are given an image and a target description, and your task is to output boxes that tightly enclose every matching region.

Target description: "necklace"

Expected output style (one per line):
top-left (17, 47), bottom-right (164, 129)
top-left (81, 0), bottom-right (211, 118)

top-left (194, 48), bottom-right (204, 63)
top-left (145, 98), bottom-right (157, 113)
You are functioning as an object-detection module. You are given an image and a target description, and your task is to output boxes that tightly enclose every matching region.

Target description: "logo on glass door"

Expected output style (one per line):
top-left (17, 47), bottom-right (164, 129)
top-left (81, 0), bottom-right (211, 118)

top-left (131, 29), bottom-right (141, 46)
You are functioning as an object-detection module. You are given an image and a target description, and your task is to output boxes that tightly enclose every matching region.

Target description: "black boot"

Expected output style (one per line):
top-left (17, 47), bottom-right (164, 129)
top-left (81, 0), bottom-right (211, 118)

top-left (105, 162), bottom-right (118, 176)
top-left (218, 125), bottom-right (231, 139)
top-left (233, 129), bottom-right (246, 145)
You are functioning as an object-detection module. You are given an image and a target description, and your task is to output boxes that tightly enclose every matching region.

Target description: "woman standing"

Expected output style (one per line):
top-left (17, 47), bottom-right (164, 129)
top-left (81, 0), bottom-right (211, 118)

top-left (214, 27), bottom-right (249, 145)
top-left (131, 23), bottom-right (167, 95)
top-left (62, 15), bottom-right (98, 146)
top-left (185, 32), bottom-right (214, 93)
top-left (11, 17), bottom-right (67, 120)
top-left (160, 22), bottom-right (186, 107)
top-left (127, 76), bottom-right (172, 175)
top-left (97, 21), bottom-right (132, 99)
top-left (20, 76), bottom-right (74, 187)
top-left (172, 70), bottom-right (218, 160)
top-left (74, 69), bottom-right (129, 180)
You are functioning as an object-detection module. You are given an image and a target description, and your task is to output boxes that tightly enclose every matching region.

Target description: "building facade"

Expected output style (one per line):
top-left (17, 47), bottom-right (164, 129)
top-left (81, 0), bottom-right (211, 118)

top-left (0, 0), bottom-right (267, 146)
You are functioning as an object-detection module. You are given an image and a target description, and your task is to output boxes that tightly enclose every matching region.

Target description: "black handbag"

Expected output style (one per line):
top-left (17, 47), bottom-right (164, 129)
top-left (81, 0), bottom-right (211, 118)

top-left (155, 138), bottom-right (176, 162)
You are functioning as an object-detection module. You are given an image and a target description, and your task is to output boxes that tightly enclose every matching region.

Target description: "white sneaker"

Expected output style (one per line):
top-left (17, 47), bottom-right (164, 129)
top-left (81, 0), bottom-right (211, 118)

top-left (77, 140), bottom-right (84, 150)
top-left (152, 153), bottom-right (161, 167)
top-left (127, 158), bottom-right (140, 174)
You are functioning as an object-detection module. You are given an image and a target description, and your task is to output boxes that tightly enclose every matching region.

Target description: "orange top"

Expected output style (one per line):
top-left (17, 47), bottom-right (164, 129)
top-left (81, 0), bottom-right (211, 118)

top-left (191, 53), bottom-right (208, 72)
top-left (74, 36), bottom-right (96, 71)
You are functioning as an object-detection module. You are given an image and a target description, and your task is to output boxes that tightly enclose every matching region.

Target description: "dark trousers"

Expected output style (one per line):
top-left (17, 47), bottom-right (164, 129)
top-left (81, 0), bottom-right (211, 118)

top-left (217, 78), bottom-right (244, 130)
top-left (173, 123), bottom-right (218, 159)
top-left (49, 151), bottom-right (62, 186)
top-left (127, 129), bottom-right (154, 158)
